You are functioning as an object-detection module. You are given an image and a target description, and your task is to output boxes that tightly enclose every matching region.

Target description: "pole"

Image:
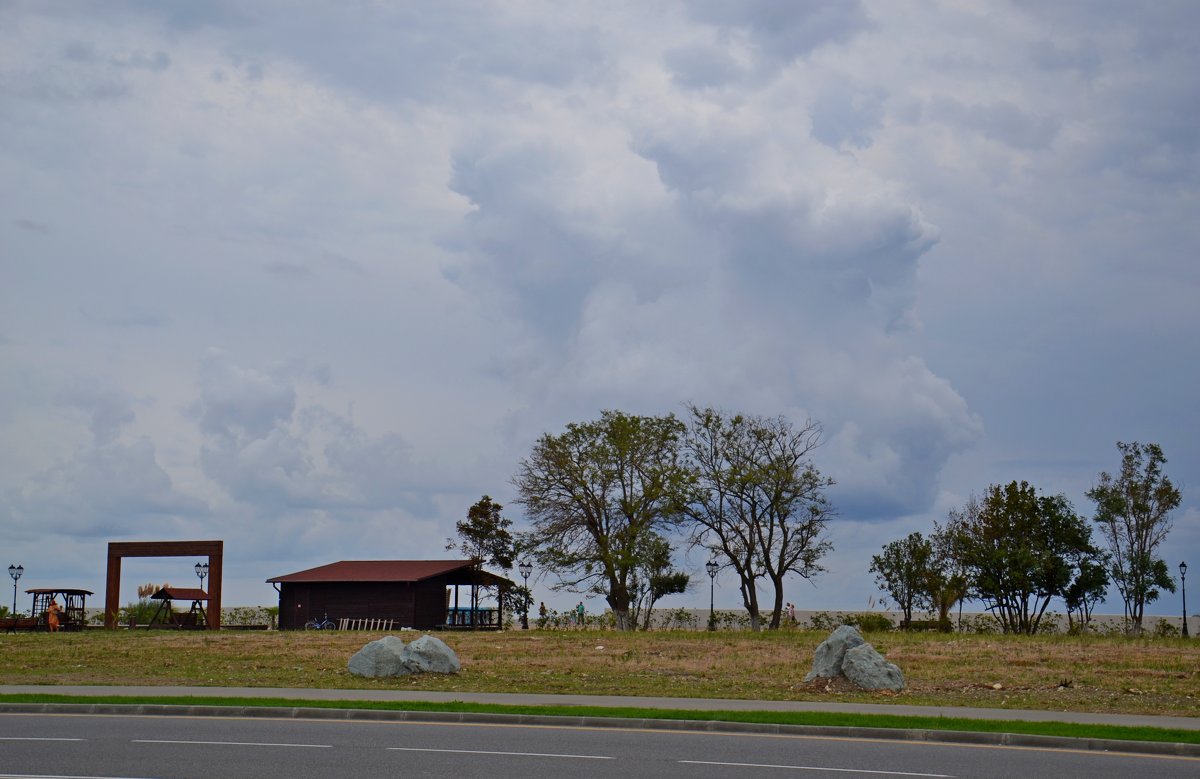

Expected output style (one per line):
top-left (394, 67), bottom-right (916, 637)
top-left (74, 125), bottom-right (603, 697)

top-left (1182, 562), bottom-right (1189, 638)
top-left (522, 570), bottom-right (529, 630)
top-left (518, 561), bottom-right (532, 630)
top-left (8, 564), bottom-right (22, 615)
top-left (705, 559), bottom-right (718, 631)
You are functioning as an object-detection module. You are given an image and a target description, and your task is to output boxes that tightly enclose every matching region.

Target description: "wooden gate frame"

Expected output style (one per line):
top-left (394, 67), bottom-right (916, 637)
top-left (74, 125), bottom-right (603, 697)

top-left (104, 540), bottom-right (223, 629)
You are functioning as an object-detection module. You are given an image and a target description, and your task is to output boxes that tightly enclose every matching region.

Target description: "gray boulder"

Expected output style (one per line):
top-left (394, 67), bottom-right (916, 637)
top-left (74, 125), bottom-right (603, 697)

top-left (347, 634), bottom-right (462, 678)
top-left (402, 634), bottom-right (461, 674)
top-left (348, 635), bottom-right (409, 678)
top-left (842, 643), bottom-right (904, 691)
top-left (803, 624), bottom-right (865, 682)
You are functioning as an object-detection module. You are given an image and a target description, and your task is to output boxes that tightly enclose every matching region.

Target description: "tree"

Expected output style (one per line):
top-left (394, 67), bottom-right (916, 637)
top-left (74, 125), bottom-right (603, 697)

top-left (1063, 553), bottom-right (1110, 634)
top-left (682, 405), bottom-right (834, 631)
top-left (870, 532), bottom-right (935, 629)
top-left (447, 495), bottom-right (516, 571)
top-left (447, 495), bottom-right (517, 621)
top-left (932, 496), bottom-right (979, 630)
top-left (1087, 441), bottom-right (1181, 635)
top-left (627, 532), bottom-right (691, 630)
top-left (958, 481), bottom-right (1097, 635)
top-left (512, 410), bottom-right (690, 631)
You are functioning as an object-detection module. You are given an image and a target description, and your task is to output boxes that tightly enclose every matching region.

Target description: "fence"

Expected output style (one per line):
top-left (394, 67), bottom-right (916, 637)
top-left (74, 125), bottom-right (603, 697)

top-left (337, 617), bottom-right (397, 631)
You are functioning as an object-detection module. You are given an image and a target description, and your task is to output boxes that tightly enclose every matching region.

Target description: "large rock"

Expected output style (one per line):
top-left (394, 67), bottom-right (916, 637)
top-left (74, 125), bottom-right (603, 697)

top-left (842, 643), bottom-right (905, 691)
top-left (402, 634), bottom-right (461, 674)
top-left (803, 624), bottom-right (865, 682)
top-left (348, 635), bottom-right (409, 678)
top-left (347, 634), bottom-right (461, 677)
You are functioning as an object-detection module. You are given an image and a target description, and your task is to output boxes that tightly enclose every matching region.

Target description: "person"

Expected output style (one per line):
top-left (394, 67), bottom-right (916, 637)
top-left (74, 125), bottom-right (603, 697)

top-left (787, 602), bottom-right (796, 623)
top-left (47, 598), bottom-right (62, 633)
top-left (575, 601), bottom-right (585, 628)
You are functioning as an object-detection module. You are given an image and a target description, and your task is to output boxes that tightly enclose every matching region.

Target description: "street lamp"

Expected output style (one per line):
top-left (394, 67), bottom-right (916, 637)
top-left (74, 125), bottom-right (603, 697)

top-left (518, 560), bottom-right (532, 630)
top-left (705, 559), bottom-right (719, 631)
top-left (1181, 561), bottom-right (1189, 639)
top-left (8, 564), bottom-right (23, 615)
top-left (195, 562), bottom-right (209, 590)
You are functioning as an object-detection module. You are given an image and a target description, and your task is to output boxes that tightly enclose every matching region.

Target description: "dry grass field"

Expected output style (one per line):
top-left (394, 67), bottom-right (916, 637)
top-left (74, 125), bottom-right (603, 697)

top-left (2, 628), bottom-right (1197, 717)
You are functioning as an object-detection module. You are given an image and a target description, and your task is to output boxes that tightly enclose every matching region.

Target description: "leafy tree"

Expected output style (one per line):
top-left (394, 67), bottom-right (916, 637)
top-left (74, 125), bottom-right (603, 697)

top-left (447, 495), bottom-right (517, 620)
top-left (682, 405), bottom-right (834, 631)
top-left (870, 532), bottom-right (935, 629)
top-left (958, 481), bottom-right (1097, 635)
top-left (1087, 441), bottom-right (1181, 635)
top-left (932, 496), bottom-right (979, 630)
top-left (1063, 553), bottom-right (1110, 634)
top-left (628, 532), bottom-right (691, 630)
top-left (513, 410), bottom-right (690, 631)
top-left (447, 495), bottom-right (516, 571)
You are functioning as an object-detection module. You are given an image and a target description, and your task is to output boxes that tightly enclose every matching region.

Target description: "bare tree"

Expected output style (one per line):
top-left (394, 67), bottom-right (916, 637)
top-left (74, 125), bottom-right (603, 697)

top-left (1087, 442), bottom-right (1180, 635)
top-left (682, 405), bottom-right (833, 631)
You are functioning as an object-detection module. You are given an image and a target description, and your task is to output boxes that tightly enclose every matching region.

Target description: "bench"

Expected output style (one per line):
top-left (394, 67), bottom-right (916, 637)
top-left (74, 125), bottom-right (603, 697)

top-left (1, 617), bottom-right (40, 633)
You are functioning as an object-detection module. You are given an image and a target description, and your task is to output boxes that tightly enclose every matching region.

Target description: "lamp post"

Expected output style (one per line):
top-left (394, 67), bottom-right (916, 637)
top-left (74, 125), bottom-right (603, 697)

top-left (1181, 561), bottom-right (1189, 639)
top-left (518, 560), bottom-right (532, 630)
top-left (705, 559), bottom-right (719, 631)
top-left (8, 564), bottom-right (23, 615)
top-left (195, 562), bottom-right (209, 591)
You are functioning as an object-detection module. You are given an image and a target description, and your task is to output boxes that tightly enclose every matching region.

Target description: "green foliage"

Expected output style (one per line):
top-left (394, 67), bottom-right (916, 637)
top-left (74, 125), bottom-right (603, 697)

top-left (1152, 620), bottom-right (1181, 638)
top-left (957, 481), bottom-right (1097, 635)
top-left (1087, 442), bottom-right (1181, 635)
top-left (804, 611), bottom-right (894, 633)
top-left (655, 607), bottom-right (699, 630)
top-left (630, 532), bottom-right (690, 629)
top-left (449, 495), bottom-right (516, 572)
top-left (514, 410), bottom-right (691, 631)
top-left (870, 532), bottom-right (934, 628)
top-left (682, 405), bottom-right (833, 631)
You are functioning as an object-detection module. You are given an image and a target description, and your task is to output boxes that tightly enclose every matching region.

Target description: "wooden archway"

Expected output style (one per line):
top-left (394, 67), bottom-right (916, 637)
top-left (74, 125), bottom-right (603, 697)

top-left (104, 540), bottom-right (223, 629)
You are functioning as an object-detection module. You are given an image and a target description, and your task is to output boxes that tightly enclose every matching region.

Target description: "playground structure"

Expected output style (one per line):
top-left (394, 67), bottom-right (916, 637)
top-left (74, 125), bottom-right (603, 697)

top-left (28, 588), bottom-right (92, 631)
top-left (105, 540), bottom-right (223, 630)
top-left (148, 586), bottom-right (208, 628)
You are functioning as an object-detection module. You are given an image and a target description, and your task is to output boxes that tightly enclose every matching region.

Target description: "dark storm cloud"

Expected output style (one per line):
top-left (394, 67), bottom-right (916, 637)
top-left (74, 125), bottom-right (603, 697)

top-left (683, 0), bottom-right (871, 63)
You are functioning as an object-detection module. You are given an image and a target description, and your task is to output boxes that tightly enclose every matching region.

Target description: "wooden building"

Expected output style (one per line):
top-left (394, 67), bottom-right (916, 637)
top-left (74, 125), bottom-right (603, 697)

top-left (266, 560), bottom-right (512, 630)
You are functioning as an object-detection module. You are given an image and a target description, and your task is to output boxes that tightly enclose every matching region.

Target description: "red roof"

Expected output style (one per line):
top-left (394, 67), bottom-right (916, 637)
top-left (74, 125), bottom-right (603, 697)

top-left (151, 587), bottom-right (207, 601)
top-left (266, 560), bottom-right (494, 584)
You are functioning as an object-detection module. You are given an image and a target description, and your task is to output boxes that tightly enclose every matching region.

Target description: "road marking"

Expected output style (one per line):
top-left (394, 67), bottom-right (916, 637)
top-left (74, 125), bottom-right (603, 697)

top-left (131, 739), bottom-right (330, 748)
top-left (0, 738), bottom-right (86, 742)
top-left (0, 774), bottom-right (163, 779)
top-left (679, 761), bottom-right (954, 777)
top-left (388, 746), bottom-right (613, 760)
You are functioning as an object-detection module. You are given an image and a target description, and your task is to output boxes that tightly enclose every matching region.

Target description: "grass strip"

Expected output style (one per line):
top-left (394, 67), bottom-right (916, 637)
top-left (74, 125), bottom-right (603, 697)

top-left (1, 693), bottom-right (1195, 746)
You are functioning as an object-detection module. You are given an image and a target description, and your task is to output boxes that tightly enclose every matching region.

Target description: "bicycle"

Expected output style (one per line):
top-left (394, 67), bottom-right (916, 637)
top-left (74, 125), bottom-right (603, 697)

top-left (304, 612), bottom-right (337, 630)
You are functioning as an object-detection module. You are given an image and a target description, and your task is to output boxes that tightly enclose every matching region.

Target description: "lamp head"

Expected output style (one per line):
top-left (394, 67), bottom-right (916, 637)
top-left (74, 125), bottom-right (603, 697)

top-left (706, 559), bottom-right (719, 578)
top-left (1181, 561), bottom-right (1188, 578)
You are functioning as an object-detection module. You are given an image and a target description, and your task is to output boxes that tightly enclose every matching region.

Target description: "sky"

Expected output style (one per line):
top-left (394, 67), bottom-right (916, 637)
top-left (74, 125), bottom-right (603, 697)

top-left (2, 1), bottom-right (1197, 620)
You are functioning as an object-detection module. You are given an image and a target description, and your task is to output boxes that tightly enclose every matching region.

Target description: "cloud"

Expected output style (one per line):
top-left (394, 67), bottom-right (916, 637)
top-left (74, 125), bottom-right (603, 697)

top-left (1, 439), bottom-right (207, 541)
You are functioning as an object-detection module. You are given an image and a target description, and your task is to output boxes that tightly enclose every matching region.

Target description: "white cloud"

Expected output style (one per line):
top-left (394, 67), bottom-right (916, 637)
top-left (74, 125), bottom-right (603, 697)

top-left (1, 0), bottom-right (1196, 616)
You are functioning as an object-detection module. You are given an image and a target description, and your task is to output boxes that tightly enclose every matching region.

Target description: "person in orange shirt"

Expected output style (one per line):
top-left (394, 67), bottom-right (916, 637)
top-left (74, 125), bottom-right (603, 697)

top-left (47, 598), bottom-right (62, 632)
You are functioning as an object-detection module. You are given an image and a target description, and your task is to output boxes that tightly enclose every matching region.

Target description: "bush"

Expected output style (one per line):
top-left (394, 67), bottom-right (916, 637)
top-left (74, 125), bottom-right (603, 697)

top-left (655, 608), bottom-right (698, 630)
top-left (1152, 620), bottom-right (1181, 638)
top-left (805, 611), bottom-right (894, 633)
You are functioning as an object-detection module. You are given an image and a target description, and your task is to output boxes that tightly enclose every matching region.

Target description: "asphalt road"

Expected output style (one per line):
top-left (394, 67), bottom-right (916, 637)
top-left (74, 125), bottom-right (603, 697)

top-left (1, 712), bottom-right (1197, 779)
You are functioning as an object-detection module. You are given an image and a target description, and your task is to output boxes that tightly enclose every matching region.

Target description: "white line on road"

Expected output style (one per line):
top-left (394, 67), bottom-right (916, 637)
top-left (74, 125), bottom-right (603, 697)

top-left (131, 739), bottom-right (331, 748)
top-left (679, 761), bottom-right (954, 777)
top-left (0, 738), bottom-right (86, 742)
top-left (388, 746), bottom-right (613, 760)
top-left (0, 774), bottom-right (163, 779)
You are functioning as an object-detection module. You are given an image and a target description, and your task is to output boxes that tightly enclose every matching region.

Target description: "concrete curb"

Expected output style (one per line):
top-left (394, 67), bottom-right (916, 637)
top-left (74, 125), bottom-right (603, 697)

top-left (2, 702), bottom-right (1197, 759)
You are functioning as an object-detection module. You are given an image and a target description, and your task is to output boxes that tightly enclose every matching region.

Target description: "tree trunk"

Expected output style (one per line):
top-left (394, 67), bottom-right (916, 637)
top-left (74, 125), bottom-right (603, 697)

top-left (767, 575), bottom-right (784, 629)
